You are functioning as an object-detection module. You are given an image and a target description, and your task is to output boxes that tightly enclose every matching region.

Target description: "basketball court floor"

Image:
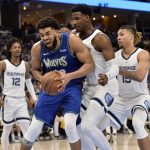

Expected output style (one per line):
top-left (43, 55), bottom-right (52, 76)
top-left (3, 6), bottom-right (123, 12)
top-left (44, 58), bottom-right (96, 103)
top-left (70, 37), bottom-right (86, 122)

top-left (0, 134), bottom-right (143, 150)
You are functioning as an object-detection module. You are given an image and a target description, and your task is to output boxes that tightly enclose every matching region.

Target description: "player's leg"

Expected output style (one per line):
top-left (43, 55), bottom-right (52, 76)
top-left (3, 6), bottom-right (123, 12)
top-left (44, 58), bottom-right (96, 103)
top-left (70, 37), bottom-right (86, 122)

top-left (62, 86), bottom-right (83, 150)
top-left (20, 117), bottom-right (44, 150)
top-left (20, 92), bottom-right (60, 150)
top-left (15, 125), bottom-right (22, 141)
top-left (15, 103), bottom-right (30, 136)
top-left (132, 108), bottom-right (150, 150)
top-left (53, 115), bottom-right (61, 139)
top-left (1, 125), bottom-right (12, 150)
top-left (81, 101), bottom-right (111, 150)
top-left (1, 96), bottom-right (17, 150)
top-left (81, 85), bottom-right (115, 150)
top-left (79, 116), bottom-right (111, 150)
top-left (64, 112), bottom-right (82, 150)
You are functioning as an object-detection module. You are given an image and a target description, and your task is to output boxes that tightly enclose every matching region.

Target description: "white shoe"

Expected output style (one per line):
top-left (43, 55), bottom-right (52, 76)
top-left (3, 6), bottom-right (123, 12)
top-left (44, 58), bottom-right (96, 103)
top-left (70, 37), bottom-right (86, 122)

top-left (11, 138), bottom-right (20, 143)
top-left (16, 136), bottom-right (22, 141)
top-left (111, 134), bottom-right (117, 143)
top-left (106, 133), bottom-right (111, 142)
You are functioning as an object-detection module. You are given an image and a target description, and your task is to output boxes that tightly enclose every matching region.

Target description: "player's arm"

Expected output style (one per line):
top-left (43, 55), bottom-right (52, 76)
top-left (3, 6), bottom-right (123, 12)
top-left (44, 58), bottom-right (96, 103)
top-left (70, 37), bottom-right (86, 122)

top-left (25, 61), bottom-right (36, 101)
top-left (66, 34), bottom-right (95, 81)
top-left (31, 42), bottom-right (43, 82)
top-left (0, 60), bottom-right (6, 73)
top-left (119, 50), bottom-right (150, 82)
top-left (0, 61), bottom-right (6, 107)
top-left (93, 33), bottom-right (119, 85)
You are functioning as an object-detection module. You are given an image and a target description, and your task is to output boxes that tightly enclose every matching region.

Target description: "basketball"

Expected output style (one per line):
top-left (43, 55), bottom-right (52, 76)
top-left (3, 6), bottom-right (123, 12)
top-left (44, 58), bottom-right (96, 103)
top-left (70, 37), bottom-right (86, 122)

top-left (41, 71), bottom-right (62, 95)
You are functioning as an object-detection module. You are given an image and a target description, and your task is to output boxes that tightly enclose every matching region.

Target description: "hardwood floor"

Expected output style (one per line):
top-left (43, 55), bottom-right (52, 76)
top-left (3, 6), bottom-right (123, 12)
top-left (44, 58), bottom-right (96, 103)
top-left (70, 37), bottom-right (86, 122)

top-left (0, 134), bottom-right (143, 150)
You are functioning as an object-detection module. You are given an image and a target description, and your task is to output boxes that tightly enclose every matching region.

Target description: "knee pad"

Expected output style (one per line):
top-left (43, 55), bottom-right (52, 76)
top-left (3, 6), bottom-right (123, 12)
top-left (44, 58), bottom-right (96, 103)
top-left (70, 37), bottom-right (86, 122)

top-left (132, 110), bottom-right (148, 139)
top-left (24, 117), bottom-right (44, 142)
top-left (64, 113), bottom-right (80, 143)
top-left (22, 137), bottom-right (34, 148)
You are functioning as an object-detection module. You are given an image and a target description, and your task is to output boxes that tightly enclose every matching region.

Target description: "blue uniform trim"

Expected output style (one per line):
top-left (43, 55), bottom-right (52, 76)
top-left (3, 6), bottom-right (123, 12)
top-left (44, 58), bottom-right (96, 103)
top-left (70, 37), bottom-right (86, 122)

top-left (16, 117), bottom-right (30, 121)
top-left (92, 97), bottom-right (107, 113)
top-left (131, 105), bottom-right (148, 118)
top-left (107, 110), bottom-right (122, 127)
top-left (81, 103), bottom-right (87, 111)
top-left (92, 97), bottom-right (104, 107)
top-left (2, 106), bottom-right (30, 124)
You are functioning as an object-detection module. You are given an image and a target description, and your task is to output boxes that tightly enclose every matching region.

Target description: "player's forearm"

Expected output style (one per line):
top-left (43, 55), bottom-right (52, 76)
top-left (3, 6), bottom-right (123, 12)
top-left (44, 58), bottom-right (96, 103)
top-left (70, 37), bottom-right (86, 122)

top-left (106, 59), bottom-right (119, 80)
top-left (32, 69), bottom-right (43, 82)
top-left (119, 70), bottom-right (143, 82)
top-left (66, 62), bottom-right (95, 80)
top-left (25, 79), bottom-right (37, 101)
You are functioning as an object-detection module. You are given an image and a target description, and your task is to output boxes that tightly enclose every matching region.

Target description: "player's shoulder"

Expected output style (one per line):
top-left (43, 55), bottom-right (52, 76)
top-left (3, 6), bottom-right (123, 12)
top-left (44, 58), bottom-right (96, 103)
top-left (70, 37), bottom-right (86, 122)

top-left (69, 33), bottom-right (80, 40)
top-left (139, 48), bottom-right (149, 54)
top-left (115, 49), bottom-right (122, 55)
top-left (138, 48), bottom-right (150, 58)
top-left (31, 41), bottom-right (41, 51)
top-left (93, 30), bottom-right (111, 44)
top-left (68, 33), bottom-right (82, 47)
top-left (0, 60), bottom-right (7, 71)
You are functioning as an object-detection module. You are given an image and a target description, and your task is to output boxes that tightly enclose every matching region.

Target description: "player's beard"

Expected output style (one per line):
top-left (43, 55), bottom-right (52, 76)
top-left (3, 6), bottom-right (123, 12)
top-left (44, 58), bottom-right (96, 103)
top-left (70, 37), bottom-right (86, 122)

top-left (46, 37), bottom-right (57, 50)
top-left (51, 37), bottom-right (57, 50)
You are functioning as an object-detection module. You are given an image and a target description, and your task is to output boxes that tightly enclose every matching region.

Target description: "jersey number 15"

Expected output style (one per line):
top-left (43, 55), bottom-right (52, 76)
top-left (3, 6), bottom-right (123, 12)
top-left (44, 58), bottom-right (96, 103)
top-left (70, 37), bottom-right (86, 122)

top-left (122, 77), bottom-right (131, 83)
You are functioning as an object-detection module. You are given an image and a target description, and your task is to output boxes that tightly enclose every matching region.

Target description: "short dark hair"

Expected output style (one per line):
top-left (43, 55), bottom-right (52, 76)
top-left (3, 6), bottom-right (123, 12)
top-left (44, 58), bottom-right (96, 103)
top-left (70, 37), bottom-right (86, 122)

top-left (36, 16), bottom-right (60, 30)
top-left (71, 4), bottom-right (92, 17)
top-left (7, 38), bottom-right (22, 60)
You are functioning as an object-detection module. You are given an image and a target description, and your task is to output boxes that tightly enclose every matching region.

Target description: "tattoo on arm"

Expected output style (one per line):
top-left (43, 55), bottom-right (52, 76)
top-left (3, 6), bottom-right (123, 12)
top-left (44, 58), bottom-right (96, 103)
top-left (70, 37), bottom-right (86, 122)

top-left (119, 70), bottom-right (138, 81)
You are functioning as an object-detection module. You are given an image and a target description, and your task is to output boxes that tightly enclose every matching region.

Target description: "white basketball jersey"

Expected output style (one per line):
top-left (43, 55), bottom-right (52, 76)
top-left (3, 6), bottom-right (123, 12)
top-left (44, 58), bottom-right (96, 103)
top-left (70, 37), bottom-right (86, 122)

top-left (82, 29), bottom-right (108, 84)
top-left (3, 59), bottom-right (26, 97)
top-left (116, 48), bottom-right (149, 98)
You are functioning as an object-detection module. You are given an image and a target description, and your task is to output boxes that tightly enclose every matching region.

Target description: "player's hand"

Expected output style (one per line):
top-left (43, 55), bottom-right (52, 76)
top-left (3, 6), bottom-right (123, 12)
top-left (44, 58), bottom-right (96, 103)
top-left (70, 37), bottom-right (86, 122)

top-left (0, 97), bottom-right (4, 107)
top-left (27, 97), bottom-right (36, 109)
top-left (98, 73), bottom-right (108, 86)
top-left (54, 71), bottom-right (70, 93)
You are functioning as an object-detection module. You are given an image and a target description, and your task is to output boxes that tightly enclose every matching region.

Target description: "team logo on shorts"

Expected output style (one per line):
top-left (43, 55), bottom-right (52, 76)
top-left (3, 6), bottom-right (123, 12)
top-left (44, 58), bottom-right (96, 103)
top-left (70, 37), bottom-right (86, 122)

top-left (105, 93), bottom-right (114, 107)
top-left (144, 100), bottom-right (150, 110)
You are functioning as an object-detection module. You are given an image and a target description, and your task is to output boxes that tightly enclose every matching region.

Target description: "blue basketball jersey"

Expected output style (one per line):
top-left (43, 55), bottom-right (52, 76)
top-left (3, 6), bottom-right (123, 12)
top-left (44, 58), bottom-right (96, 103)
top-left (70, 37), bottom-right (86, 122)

top-left (40, 32), bottom-right (85, 85)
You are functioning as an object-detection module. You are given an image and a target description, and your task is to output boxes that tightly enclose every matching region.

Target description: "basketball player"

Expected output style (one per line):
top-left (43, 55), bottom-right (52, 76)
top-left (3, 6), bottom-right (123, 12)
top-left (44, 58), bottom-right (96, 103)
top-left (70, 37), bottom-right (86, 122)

top-left (108, 25), bottom-right (150, 150)
top-left (0, 38), bottom-right (36, 150)
top-left (20, 17), bottom-right (94, 150)
top-left (71, 4), bottom-right (119, 150)
top-left (76, 24), bottom-right (150, 150)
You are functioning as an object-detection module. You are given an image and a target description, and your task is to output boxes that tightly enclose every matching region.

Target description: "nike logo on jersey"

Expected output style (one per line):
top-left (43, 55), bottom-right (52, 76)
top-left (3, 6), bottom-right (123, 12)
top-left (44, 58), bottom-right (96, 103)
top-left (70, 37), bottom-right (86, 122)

top-left (43, 53), bottom-right (49, 56)
top-left (60, 49), bottom-right (67, 52)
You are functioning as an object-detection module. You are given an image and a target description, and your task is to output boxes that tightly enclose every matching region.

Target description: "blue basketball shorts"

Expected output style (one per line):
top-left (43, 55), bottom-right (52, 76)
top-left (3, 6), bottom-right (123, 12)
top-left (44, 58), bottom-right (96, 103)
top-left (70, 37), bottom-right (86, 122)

top-left (34, 85), bottom-right (82, 126)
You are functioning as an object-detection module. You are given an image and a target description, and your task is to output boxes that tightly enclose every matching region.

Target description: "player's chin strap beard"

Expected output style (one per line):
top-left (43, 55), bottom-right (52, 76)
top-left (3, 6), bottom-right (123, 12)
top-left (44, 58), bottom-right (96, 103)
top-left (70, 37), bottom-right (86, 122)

top-left (51, 37), bottom-right (57, 50)
top-left (46, 37), bottom-right (57, 51)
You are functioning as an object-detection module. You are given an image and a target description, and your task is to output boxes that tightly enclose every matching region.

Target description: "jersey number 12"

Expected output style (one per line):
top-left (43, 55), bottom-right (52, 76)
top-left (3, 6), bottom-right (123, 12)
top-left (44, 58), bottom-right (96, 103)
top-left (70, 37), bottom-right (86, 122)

top-left (12, 78), bottom-right (20, 86)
